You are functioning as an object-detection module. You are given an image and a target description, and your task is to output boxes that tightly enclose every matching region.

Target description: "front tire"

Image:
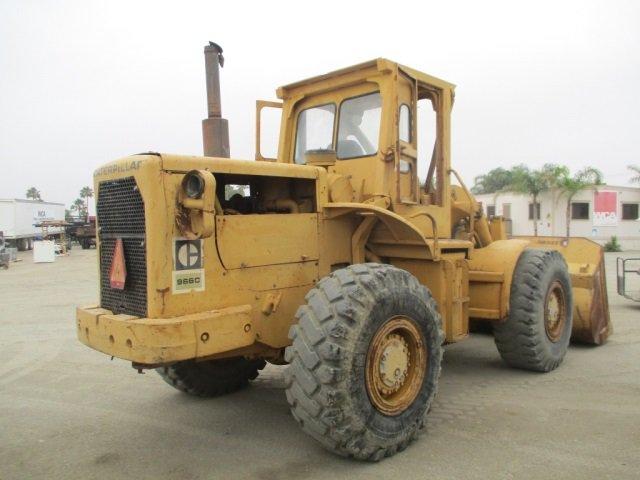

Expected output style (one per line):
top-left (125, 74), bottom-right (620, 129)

top-left (156, 357), bottom-right (266, 397)
top-left (284, 263), bottom-right (443, 461)
top-left (494, 249), bottom-right (573, 372)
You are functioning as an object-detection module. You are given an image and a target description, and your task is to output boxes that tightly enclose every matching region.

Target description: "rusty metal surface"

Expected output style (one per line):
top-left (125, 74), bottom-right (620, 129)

top-left (202, 42), bottom-right (229, 158)
top-left (544, 280), bottom-right (568, 342)
top-left (365, 316), bottom-right (427, 416)
top-left (583, 259), bottom-right (612, 344)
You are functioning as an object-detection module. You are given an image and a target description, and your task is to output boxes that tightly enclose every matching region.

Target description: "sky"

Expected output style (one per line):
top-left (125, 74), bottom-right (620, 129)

top-left (1, 0), bottom-right (639, 212)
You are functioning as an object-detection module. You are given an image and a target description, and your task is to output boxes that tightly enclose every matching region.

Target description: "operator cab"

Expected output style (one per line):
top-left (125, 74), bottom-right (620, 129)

top-left (262, 59), bottom-right (457, 241)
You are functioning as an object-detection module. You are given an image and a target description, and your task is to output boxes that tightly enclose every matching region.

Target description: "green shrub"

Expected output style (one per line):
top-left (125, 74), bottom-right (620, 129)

top-left (604, 235), bottom-right (622, 252)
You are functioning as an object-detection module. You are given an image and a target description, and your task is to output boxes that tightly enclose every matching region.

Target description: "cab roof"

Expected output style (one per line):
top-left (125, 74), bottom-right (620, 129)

top-left (277, 58), bottom-right (455, 99)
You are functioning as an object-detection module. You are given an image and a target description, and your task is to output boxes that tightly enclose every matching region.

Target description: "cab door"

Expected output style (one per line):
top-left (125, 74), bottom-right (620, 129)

top-left (396, 73), bottom-right (418, 204)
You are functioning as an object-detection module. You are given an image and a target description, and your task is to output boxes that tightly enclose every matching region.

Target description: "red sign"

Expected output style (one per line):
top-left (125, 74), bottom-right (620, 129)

top-left (593, 191), bottom-right (617, 226)
top-left (109, 238), bottom-right (127, 289)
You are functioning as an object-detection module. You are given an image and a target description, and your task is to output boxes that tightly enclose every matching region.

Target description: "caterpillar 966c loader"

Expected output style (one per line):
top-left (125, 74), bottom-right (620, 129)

top-left (77, 43), bottom-right (611, 460)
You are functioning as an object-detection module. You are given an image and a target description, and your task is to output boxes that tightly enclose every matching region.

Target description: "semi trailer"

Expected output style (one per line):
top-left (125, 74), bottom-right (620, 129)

top-left (0, 199), bottom-right (65, 251)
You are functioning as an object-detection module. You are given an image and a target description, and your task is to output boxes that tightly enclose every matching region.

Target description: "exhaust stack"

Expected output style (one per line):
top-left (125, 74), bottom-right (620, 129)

top-left (202, 42), bottom-right (230, 158)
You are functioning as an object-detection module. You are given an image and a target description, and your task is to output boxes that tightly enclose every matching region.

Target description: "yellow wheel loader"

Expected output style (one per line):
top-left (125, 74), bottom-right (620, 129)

top-left (77, 43), bottom-right (611, 460)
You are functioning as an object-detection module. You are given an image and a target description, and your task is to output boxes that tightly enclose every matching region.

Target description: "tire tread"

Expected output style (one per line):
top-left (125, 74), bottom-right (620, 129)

top-left (285, 263), bottom-right (444, 461)
top-left (494, 249), bottom-right (573, 372)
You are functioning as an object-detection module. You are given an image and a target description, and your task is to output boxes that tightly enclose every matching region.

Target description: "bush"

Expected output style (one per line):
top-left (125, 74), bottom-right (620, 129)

top-left (604, 235), bottom-right (622, 252)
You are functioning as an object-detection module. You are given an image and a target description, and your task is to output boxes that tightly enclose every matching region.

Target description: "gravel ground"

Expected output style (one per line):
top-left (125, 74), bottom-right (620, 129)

top-left (0, 248), bottom-right (638, 479)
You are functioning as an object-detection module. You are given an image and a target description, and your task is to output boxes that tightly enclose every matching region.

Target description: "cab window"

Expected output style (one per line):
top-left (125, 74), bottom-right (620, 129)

top-left (294, 104), bottom-right (336, 164)
top-left (399, 104), bottom-right (411, 142)
top-left (337, 92), bottom-right (381, 159)
top-left (417, 93), bottom-right (437, 191)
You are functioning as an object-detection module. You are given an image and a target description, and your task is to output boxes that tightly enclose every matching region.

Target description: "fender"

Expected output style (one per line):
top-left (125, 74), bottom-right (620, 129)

top-left (468, 239), bottom-right (530, 320)
top-left (323, 202), bottom-right (438, 263)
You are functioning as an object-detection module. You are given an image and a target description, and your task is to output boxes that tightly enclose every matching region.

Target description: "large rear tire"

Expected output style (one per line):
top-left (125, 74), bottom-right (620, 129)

top-left (156, 357), bottom-right (266, 397)
top-left (284, 263), bottom-right (443, 461)
top-left (494, 249), bottom-right (573, 372)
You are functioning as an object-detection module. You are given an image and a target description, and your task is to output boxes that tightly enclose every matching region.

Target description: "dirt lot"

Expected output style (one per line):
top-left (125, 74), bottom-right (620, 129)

top-left (0, 249), bottom-right (638, 479)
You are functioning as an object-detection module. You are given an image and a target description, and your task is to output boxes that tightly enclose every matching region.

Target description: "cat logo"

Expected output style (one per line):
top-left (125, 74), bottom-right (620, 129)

top-left (175, 239), bottom-right (202, 270)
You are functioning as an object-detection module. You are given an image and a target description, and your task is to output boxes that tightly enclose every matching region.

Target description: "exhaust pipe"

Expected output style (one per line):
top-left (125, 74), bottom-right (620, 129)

top-left (202, 41), bottom-right (230, 158)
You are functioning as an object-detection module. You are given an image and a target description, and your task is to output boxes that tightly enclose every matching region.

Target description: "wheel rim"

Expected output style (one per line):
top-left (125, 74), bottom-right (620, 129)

top-left (365, 316), bottom-right (427, 416)
top-left (544, 281), bottom-right (567, 342)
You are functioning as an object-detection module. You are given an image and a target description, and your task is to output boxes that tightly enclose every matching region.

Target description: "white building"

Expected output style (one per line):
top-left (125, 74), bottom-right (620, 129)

top-left (475, 185), bottom-right (640, 250)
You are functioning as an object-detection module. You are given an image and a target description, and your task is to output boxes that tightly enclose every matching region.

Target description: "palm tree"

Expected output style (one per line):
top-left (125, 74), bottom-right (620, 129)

top-left (509, 164), bottom-right (567, 236)
top-left (558, 167), bottom-right (603, 237)
top-left (79, 186), bottom-right (93, 221)
top-left (71, 198), bottom-right (86, 219)
top-left (471, 167), bottom-right (514, 194)
top-left (629, 165), bottom-right (640, 184)
top-left (25, 187), bottom-right (42, 201)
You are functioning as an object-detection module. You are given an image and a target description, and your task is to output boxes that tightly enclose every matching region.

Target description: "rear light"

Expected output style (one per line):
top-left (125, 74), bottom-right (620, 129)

top-left (109, 238), bottom-right (127, 290)
top-left (182, 170), bottom-right (206, 199)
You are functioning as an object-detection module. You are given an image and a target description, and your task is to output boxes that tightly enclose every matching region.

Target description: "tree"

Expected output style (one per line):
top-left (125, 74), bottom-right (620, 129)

top-left (70, 198), bottom-right (86, 218)
top-left (509, 164), bottom-right (567, 236)
top-left (604, 235), bottom-right (622, 252)
top-left (471, 167), bottom-right (514, 194)
top-left (224, 184), bottom-right (247, 199)
top-left (558, 167), bottom-right (603, 237)
top-left (629, 165), bottom-right (640, 184)
top-left (26, 187), bottom-right (42, 201)
top-left (79, 186), bottom-right (94, 221)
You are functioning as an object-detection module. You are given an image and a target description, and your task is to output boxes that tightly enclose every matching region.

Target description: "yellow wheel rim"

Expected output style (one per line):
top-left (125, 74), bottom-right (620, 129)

top-left (365, 316), bottom-right (427, 416)
top-left (545, 281), bottom-right (567, 342)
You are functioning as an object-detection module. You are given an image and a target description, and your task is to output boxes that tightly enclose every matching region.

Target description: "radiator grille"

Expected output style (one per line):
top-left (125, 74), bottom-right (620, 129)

top-left (97, 177), bottom-right (147, 317)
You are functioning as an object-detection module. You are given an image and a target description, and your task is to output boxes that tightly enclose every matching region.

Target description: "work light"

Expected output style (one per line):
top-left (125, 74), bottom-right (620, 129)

top-left (182, 171), bottom-right (205, 199)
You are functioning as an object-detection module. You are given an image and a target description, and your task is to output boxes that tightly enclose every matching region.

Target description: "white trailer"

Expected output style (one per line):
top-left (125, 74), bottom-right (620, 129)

top-left (0, 199), bottom-right (66, 251)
